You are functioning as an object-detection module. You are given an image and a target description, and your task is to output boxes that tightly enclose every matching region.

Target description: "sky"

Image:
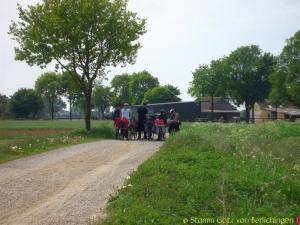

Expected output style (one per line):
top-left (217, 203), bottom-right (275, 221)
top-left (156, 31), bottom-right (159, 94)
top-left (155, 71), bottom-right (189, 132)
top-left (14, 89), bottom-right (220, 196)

top-left (1, 0), bottom-right (300, 101)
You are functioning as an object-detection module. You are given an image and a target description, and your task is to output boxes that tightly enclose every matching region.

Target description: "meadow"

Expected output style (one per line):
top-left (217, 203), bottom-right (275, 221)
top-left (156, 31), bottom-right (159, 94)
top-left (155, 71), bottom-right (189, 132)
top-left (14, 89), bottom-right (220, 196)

top-left (100, 121), bottom-right (300, 225)
top-left (0, 120), bottom-right (114, 163)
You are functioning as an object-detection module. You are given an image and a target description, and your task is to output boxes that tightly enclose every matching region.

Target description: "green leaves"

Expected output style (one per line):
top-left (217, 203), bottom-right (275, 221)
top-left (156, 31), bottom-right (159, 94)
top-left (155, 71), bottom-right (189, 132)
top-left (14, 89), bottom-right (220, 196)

top-left (189, 58), bottom-right (227, 100)
top-left (10, 0), bottom-right (146, 129)
top-left (143, 85), bottom-right (181, 104)
top-left (280, 30), bottom-right (300, 106)
top-left (129, 71), bottom-right (159, 105)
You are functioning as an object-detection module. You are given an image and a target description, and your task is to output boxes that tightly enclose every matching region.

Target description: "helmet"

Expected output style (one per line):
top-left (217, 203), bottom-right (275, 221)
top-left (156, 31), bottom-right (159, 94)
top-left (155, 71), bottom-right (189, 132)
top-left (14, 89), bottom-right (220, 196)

top-left (170, 108), bottom-right (175, 113)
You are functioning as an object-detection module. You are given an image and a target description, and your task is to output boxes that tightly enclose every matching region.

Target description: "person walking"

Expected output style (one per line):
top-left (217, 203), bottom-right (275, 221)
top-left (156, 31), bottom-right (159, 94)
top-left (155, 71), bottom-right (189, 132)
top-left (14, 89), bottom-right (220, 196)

top-left (137, 102), bottom-right (148, 139)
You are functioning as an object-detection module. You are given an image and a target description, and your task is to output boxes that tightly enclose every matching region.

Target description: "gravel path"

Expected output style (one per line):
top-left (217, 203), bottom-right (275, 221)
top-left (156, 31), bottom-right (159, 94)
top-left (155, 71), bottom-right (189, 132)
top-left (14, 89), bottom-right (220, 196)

top-left (0, 140), bottom-right (162, 225)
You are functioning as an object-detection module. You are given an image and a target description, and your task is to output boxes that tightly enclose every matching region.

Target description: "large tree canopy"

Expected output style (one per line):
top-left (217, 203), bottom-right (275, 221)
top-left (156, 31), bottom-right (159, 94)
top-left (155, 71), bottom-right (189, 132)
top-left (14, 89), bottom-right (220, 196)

top-left (111, 73), bottom-right (131, 107)
top-left (35, 72), bottom-right (63, 120)
top-left (0, 94), bottom-right (9, 119)
top-left (129, 71), bottom-right (159, 105)
top-left (9, 0), bottom-right (146, 130)
top-left (9, 88), bottom-right (43, 119)
top-left (92, 85), bottom-right (112, 118)
top-left (189, 58), bottom-right (227, 112)
top-left (269, 68), bottom-right (289, 109)
top-left (226, 45), bottom-right (275, 122)
top-left (60, 72), bottom-right (82, 120)
top-left (280, 30), bottom-right (300, 106)
top-left (143, 85), bottom-right (181, 104)
top-left (111, 71), bottom-right (159, 106)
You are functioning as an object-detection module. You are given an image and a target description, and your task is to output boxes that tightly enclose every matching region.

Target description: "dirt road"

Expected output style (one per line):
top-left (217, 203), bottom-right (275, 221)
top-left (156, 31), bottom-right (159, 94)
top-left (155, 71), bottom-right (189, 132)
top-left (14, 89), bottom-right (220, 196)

top-left (0, 140), bottom-right (162, 225)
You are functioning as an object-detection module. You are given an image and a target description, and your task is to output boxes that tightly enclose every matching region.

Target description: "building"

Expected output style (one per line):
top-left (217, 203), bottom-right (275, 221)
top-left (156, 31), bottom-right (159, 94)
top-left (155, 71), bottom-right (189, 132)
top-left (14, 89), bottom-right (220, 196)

top-left (130, 97), bottom-right (240, 122)
top-left (253, 102), bottom-right (300, 122)
top-left (200, 97), bottom-right (240, 121)
top-left (131, 101), bottom-right (202, 121)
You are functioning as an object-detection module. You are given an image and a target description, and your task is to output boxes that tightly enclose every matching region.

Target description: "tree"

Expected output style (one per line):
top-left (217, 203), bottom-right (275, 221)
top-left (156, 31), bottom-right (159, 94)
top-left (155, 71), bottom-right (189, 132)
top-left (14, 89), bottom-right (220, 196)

top-left (92, 85), bottom-right (112, 119)
top-left (143, 85), bottom-right (181, 104)
top-left (60, 72), bottom-right (82, 120)
top-left (129, 71), bottom-right (159, 104)
top-left (0, 94), bottom-right (9, 119)
top-left (43, 98), bottom-right (66, 118)
top-left (189, 58), bottom-right (227, 112)
top-left (280, 30), bottom-right (300, 106)
top-left (35, 72), bottom-right (63, 120)
top-left (164, 84), bottom-right (181, 96)
top-left (9, 88), bottom-right (43, 118)
top-left (9, 0), bottom-right (146, 131)
top-left (111, 74), bottom-right (131, 107)
top-left (226, 45), bottom-right (275, 123)
top-left (269, 69), bottom-right (289, 118)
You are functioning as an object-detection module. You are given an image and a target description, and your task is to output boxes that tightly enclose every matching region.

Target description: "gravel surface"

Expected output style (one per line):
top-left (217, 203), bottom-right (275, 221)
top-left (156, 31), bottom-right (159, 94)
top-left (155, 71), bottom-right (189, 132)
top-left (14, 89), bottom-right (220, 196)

top-left (0, 140), bottom-right (162, 225)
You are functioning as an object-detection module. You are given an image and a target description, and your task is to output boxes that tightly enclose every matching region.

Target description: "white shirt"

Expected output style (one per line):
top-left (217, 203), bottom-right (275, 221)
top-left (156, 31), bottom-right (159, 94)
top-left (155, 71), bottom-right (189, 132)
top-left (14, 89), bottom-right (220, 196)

top-left (121, 108), bottom-right (131, 120)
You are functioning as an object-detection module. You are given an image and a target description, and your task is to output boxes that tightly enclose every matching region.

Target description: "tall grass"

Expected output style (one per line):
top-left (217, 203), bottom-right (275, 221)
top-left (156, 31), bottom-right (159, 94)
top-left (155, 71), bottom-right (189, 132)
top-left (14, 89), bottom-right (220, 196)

top-left (100, 122), bottom-right (300, 225)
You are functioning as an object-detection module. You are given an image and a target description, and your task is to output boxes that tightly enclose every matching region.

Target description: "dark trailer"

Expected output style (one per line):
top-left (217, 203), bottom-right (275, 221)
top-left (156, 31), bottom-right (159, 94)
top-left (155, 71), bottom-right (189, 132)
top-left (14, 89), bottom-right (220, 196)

top-left (130, 101), bottom-right (202, 121)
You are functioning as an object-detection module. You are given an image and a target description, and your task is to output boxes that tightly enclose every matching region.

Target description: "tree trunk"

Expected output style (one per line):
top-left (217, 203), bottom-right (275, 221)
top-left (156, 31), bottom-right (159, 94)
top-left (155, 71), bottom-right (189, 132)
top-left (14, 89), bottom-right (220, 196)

top-left (245, 101), bottom-right (250, 123)
top-left (69, 97), bottom-right (72, 121)
top-left (251, 103), bottom-right (255, 123)
top-left (101, 109), bottom-right (105, 120)
top-left (211, 95), bottom-right (214, 112)
top-left (84, 90), bottom-right (92, 131)
top-left (50, 100), bottom-right (54, 120)
top-left (275, 105), bottom-right (278, 120)
top-left (210, 95), bottom-right (214, 121)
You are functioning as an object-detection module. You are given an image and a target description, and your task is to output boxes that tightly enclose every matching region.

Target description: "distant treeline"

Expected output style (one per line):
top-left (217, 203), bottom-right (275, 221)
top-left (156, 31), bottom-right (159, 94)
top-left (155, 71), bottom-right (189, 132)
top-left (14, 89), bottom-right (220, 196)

top-left (189, 30), bottom-right (300, 123)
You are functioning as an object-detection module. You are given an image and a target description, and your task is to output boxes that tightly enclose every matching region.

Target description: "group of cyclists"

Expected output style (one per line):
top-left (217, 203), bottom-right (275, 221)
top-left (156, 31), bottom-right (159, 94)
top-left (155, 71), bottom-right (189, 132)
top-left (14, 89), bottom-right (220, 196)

top-left (112, 102), bottom-right (181, 141)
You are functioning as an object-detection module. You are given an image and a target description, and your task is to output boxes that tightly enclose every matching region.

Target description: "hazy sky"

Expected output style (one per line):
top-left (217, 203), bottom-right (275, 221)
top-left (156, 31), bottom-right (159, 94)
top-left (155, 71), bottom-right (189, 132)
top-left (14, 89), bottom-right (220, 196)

top-left (1, 0), bottom-right (300, 101)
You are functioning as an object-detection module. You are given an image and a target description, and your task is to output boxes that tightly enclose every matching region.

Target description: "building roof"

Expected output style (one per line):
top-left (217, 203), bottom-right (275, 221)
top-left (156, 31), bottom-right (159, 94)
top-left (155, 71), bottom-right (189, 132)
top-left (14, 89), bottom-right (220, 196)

top-left (256, 102), bottom-right (300, 116)
top-left (201, 97), bottom-right (239, 112)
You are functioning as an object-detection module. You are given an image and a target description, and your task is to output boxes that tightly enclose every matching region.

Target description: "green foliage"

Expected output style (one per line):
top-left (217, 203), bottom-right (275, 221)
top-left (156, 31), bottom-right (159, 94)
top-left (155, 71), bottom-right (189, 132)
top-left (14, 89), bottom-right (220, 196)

top-left (35, 72), bottom-right (63, 119)
top-left (164, 84), bottom-right (181, 96)
top-left (143, 85), bottom-right (181, 104)
top-left (60, 72), bottom-right (83, 119)
top-left (268, 69), bottom-right (289, 107)
top-left (9, 88), bottom-right (43, 119)
top-left (111, 71), bottom-right (160, 105)
top-left (129, 71), bottom-right (159, 104)
top-left (101, 122), bottom-right (300, 225)
top-left (189, 58), bottom-right (228, 111)
top-left (226, 45), bottom-right (275, 122)
top-left (92, 85), bottom-right (113, 116)
top-left (280, 30), bottom-right (300, 106)
top-left (189, 59), bottom-right (227, 99)
top-left (9, 0), bottom-right (146, 130)
top-left (111, 74), bottom-right (131, 106)
top-left (0, 94), bottom-right (9, 119)
top-left (60, 72), bottom-right (82, 102)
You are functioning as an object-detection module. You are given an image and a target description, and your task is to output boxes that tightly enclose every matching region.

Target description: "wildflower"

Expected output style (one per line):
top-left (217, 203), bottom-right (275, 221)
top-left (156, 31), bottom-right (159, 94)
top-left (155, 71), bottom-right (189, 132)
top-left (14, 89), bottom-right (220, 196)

top-left (126, 176), bottom-right (130, 180)
top-left (29, 144), bottom-right (32, 148)
top-left (127, 184), bottom-right (133, 187)
top-left (252, 155), bottom-right (256, 159)
top-left (293, 164), bottom-right (299, 171)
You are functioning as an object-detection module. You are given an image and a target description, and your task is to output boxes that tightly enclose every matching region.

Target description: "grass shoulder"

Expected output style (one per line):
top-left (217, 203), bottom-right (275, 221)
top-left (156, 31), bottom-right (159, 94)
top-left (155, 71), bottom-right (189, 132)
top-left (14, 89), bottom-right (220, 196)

top-left (100, 121), bottom-right (300, 225)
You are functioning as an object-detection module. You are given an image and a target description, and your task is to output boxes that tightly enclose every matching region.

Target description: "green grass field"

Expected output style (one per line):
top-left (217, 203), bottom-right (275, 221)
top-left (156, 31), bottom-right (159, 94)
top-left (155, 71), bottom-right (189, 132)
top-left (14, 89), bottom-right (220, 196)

top-left (100, 122), bottom-right (300, 225)
top-left (0, 120), bottom-right (114, 163)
